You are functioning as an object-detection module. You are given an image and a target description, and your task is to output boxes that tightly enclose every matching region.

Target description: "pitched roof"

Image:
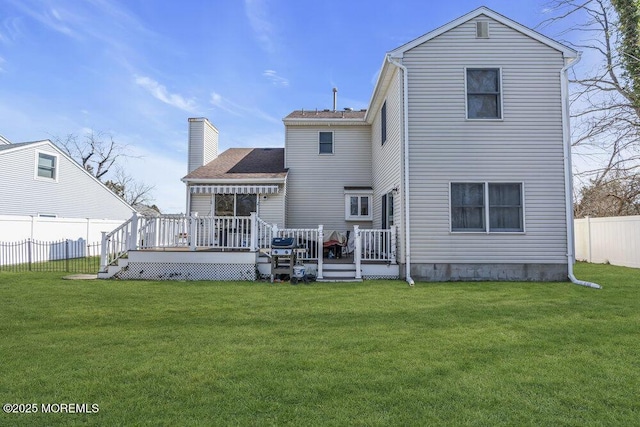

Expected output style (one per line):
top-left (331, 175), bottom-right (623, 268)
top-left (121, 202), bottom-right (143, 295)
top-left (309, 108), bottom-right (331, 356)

top-left (183, 148), bottom-right (287, 181)
top-left (284, 109), bottom-right (367, 120)
top-left (0, 140), bottom-right (46, 152)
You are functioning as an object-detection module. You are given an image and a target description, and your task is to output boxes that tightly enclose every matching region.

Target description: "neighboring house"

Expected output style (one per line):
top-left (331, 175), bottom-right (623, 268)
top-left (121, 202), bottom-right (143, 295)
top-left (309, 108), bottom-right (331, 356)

top-left (0, 138), bottom-right (135, 241)
top-left (101, 7), bottom-right (580, 282)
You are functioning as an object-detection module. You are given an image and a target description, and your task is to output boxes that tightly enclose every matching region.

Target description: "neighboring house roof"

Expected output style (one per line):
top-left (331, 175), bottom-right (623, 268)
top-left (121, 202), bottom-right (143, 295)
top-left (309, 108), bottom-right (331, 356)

top-left (182, 148), bottom-right (288, 183)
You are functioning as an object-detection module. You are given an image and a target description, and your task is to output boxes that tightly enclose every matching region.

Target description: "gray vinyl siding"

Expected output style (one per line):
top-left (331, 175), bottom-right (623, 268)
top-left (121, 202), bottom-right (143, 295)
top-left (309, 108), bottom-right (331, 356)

top-left (402, 15), bottom-right (568, 264)
top-left (370, 70), bottom-right (405, 261)
top-left (285, 125), bottom-right (372, 231)
top-left (258, 187), bottom-right (285, 227)
top-left (0, 143), bottom-right (133, 220)
top-left (190, 194), bottom-right (212, 216)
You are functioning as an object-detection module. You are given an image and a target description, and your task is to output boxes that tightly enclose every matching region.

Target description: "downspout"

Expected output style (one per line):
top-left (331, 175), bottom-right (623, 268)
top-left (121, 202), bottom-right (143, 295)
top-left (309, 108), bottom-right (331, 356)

top-left (387, 54), bottom-right (415, 286)
top-left (561, 52), bottom-right (601, 289)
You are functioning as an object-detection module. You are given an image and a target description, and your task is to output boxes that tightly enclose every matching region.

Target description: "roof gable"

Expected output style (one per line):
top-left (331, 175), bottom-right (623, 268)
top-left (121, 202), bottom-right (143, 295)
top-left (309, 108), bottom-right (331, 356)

top-left (0, 139), bottom-right (135, 212)
top-left (388, 6), bottom-right (577, 59)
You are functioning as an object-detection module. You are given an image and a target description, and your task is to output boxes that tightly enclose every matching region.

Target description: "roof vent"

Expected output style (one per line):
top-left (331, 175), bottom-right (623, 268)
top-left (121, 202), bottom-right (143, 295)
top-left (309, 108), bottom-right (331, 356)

top-left (476, 21), bottom-right (489, 38)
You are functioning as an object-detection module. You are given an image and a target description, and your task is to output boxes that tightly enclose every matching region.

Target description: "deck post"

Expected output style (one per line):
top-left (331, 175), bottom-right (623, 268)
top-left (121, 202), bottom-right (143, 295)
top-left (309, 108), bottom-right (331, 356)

top-left (390, 225), bottom-right (397, 265)
top-left (354, 225), bottom-right (362, 279)
top-left (128, 213), bottom-right (139, 251)
top-left (100, 231), bottom-right (108, 272)
top-left (250, 212), bottom-right (258, 251)
top-left (317, 224), bottom-right (323, 280)
top-left (190, 213), bottom-right (198, 251)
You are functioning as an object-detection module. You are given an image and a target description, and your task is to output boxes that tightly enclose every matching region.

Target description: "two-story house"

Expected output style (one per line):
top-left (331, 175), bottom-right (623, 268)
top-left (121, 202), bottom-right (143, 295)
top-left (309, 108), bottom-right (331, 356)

top-left (105, 7), bottom-right (582, 282)
top-left (280, 7), bottom-right (578, 281)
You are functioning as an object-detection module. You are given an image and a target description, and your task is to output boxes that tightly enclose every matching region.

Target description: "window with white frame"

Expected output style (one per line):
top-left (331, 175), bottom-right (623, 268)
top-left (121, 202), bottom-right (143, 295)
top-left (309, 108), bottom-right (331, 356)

top-left (466, 68), bottom-right (502, 119)
top-left (345, 190), bottom-right (372, 221)
top-left (319, 131), bottom-right (333, 154)
top-left (36, 152), bottom-right (57, 180)
top-left (451, 182), bottom-right (523, 232)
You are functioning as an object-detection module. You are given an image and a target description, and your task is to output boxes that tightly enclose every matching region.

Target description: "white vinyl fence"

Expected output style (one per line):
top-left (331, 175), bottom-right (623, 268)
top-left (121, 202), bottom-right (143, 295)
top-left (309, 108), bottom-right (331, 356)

top-left (575, 215), bottom-right (640, 268)
top-left (0, 215), bottom-right (124, 242)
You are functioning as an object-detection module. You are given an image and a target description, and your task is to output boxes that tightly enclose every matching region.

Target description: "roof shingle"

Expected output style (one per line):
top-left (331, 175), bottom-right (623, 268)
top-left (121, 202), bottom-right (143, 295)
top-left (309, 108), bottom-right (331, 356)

top-left (183, 148), bottom-right (287, 181)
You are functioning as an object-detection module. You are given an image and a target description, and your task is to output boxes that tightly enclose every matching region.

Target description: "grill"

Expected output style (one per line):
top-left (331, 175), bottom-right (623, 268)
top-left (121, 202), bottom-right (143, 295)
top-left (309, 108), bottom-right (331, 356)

top-left (270, 237), bottom-right (296, 282)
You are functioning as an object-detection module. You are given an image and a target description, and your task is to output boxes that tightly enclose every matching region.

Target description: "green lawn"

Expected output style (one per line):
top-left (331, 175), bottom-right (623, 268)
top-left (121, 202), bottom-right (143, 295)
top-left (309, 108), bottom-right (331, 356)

top-left (0, 263), bottom-right (638, 426)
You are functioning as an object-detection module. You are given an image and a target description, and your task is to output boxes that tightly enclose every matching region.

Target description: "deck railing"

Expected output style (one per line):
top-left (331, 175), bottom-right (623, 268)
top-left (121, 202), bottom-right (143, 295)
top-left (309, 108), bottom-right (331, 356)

top-left (358, 226), bottom-right (397, 262)
top-left (274, 227), bottom-right (320, 261)
top-left (100, 213), bottom-right (398, 279)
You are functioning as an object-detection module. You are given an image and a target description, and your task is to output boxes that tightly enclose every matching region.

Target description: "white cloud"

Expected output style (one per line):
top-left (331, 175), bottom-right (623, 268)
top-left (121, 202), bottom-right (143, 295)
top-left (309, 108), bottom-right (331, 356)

top-left (244, 0), bottom-right (276, 53)
top-left (135, 75), bottom-right (198, 113)
top-left (263, 69), bottom-right (289, 87)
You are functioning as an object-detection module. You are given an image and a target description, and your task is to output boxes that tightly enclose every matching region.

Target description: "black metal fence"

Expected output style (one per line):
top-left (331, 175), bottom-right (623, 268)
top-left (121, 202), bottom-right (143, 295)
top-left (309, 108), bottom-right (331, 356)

top-left (0, 239), bottom-right (101, 273)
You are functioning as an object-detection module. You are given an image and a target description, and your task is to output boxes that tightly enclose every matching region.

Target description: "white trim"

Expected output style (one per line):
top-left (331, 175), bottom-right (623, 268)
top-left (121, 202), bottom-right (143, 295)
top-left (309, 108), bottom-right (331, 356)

top-left (388, 7), bottom-right (577, 59)
top-left (189, 184), bottom-right (279, 194)
top-left (345, 192), bottom-right (373, 221)
top-left (34, 150), bottom-right (58, 182)
top-left (182, 177), bottom-right (286, 184)
top-left (465, 67), bottom-right (503, 120)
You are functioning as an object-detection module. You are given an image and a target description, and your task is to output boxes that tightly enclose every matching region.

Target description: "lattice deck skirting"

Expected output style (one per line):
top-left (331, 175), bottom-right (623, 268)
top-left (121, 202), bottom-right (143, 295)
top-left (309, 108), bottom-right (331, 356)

top-left (116, 262), bottom-right (256, 281)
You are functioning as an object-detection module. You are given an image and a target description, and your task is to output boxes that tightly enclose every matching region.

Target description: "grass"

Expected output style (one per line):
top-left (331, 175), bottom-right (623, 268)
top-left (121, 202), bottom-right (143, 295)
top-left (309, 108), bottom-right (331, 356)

top-left (0, 263), bottom-right (638, 426)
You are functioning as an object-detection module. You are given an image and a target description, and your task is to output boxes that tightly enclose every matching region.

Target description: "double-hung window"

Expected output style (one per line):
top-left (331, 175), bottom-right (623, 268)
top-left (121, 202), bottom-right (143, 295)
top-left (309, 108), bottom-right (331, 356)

top-left (451, 182), bottom-right (523, 232)
top-left (466, 68), bottom-right (502, 119)
top-left (36, 152), bottom-right (57, 180)
top-left (319, 131), bottom-right (333, 154)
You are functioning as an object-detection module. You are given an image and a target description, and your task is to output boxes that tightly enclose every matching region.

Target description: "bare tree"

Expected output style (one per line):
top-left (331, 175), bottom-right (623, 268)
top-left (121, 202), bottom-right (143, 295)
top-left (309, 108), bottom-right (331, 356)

top-left (53, 130), bottom-right (156, 208)
top-left (541, 0), bottom-right (640, 216)
top-left (104, 166), bottom-right (156, 207)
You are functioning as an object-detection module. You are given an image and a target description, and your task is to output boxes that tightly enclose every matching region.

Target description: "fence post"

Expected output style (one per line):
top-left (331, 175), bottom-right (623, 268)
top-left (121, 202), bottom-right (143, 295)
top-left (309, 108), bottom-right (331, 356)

top-left (28, 238), bottom-right (32, 272)
top-left (390, 225), bottom-right (397, 265)
top-left (317, 225), bottom-right (323, 280)
top-left (586, 216), bottom-right (592, 263)
top-left (354, 225), bottom-right (362, 279)
top-left (65, 239), bottom-right (70, 272)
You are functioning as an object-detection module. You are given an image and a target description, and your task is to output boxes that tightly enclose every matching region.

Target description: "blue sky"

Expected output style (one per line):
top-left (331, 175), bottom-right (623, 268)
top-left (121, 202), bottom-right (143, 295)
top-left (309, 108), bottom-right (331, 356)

top-left (1, 0), bottom-right (577, 213)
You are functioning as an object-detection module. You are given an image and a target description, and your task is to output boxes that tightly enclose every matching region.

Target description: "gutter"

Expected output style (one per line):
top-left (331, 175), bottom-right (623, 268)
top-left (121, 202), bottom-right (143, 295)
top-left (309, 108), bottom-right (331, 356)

top-left (560, 52), bottom-right (601, 289)
top-left (387, 54), bottom-right (415, 287)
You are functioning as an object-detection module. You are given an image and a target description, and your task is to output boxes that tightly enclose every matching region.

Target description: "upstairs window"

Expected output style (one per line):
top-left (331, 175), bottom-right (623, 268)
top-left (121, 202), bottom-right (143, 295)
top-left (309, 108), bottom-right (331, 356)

top-left (466, 68), bottom-right (502, 119)
top-left (36, 152), bottom-right (57, 180)
top-left (381, 101), bottom-right (387, 145)
top-left (319, 131), bottom-right (333, 154)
